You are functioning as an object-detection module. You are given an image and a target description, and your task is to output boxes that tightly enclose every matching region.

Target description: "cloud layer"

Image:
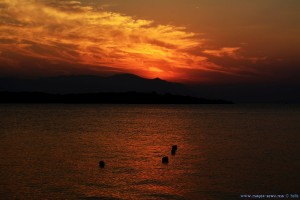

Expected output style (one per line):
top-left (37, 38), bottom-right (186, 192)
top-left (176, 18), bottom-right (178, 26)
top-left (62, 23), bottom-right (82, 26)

top-left (0, 0), bottom-right (264, 83)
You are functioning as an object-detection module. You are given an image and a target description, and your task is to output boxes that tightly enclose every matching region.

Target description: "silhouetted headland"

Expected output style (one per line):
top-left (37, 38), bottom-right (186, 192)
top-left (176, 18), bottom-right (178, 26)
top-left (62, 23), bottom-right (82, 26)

top-left (0, 92), bottom-right (232, 104)
top-left (0, 74), bottom-right (188, 94)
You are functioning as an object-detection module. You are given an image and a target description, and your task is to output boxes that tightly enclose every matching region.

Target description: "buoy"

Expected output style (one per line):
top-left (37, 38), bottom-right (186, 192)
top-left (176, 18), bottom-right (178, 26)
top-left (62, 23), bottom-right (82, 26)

top-left (172, 145), bottom-right (177, 151)
top-left (171, 149), bottom-right (176, 155)
top-left (162, 156), bottom-right (169, 163)
top-left (99, 160), bottom-right (105, 168)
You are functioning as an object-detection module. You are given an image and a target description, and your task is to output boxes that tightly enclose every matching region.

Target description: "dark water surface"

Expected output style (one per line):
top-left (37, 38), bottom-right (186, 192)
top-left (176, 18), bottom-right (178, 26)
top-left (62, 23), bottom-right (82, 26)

top-left (0, 104), bottom-right (299, 199)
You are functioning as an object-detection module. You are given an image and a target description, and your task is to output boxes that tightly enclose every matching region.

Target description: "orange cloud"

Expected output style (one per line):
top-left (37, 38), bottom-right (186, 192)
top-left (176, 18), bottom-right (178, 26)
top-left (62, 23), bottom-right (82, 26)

top-left (0, 0), bottom-right (260, 82)
top-left (203, 47), bottom-right (241, 58)
top-left (203, 47), bottom-right (266, 64)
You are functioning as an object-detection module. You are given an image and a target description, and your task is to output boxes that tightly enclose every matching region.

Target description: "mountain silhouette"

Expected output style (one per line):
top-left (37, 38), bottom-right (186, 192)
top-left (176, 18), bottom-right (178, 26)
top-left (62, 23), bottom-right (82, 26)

top-left (0, 74), bottom-right (189, 95)
top-left (0, 91), bottom-right (232, 104)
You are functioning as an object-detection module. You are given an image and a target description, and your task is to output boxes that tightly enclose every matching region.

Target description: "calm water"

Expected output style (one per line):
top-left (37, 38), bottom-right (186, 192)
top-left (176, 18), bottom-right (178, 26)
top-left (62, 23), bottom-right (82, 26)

top-left (0, 104), bottom-right (299, 200)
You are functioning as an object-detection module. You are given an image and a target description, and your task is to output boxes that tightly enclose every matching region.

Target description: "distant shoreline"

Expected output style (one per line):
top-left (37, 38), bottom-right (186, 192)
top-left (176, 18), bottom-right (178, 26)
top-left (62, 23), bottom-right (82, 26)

top-left (0, 92), bottom-right (233, 104)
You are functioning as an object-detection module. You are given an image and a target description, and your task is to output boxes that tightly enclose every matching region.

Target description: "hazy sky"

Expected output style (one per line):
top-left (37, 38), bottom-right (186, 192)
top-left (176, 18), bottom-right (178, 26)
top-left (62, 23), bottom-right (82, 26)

top-left (0, 0), bottom-right (300, 84)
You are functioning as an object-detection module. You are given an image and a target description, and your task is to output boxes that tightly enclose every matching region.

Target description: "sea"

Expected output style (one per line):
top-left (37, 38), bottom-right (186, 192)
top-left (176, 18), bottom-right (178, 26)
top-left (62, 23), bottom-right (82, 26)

top-left (0, 104), bottom-right (299, 200)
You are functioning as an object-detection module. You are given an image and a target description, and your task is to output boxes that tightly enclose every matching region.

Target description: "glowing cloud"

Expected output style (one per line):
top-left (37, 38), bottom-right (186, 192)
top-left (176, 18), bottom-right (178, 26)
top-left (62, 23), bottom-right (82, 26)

top-left (203, 47), bottom-right (266, 64)
top-left (0, 0), bottom-right (258, 82)
top-left (203, 47), bottom-right (241, 58)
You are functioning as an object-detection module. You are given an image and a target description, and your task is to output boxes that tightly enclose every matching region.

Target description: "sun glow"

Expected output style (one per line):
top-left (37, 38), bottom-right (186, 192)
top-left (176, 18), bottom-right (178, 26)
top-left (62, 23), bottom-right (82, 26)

top-left (0, 0), bottom-right (262, 82)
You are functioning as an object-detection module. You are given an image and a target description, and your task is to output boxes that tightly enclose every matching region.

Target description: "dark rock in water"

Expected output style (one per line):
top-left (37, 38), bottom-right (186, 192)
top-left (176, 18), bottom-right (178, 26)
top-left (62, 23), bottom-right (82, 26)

top-left (171, 149), bottom-right (176, 155)
top-left (162, 156), bottom-right (169, 163)
top-left (99, 161), bottom-right (105, 168)
top-left (172, 145), bottom-right (177, 151)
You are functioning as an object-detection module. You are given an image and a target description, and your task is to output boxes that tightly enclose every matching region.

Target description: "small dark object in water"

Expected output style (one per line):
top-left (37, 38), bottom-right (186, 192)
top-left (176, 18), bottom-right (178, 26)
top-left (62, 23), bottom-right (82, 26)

top-left (99, 161), bottom-right (105, 168)
top-left (171, 149), bottom-right (176, 155)
top-left (172, 145), bottom-right (177, 151)
top-left (162, 156), bottom-right (169, 163)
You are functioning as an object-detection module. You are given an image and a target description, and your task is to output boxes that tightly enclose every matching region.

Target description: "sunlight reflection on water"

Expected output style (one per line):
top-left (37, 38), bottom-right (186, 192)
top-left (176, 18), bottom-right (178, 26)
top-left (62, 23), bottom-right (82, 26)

top-left (0, 104), bottom-right (300, 199)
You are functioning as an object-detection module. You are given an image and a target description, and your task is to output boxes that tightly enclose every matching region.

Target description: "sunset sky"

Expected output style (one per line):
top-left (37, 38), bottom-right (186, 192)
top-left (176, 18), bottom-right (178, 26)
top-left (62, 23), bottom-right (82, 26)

top-left (0, 0), bottom-right (300, 85)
